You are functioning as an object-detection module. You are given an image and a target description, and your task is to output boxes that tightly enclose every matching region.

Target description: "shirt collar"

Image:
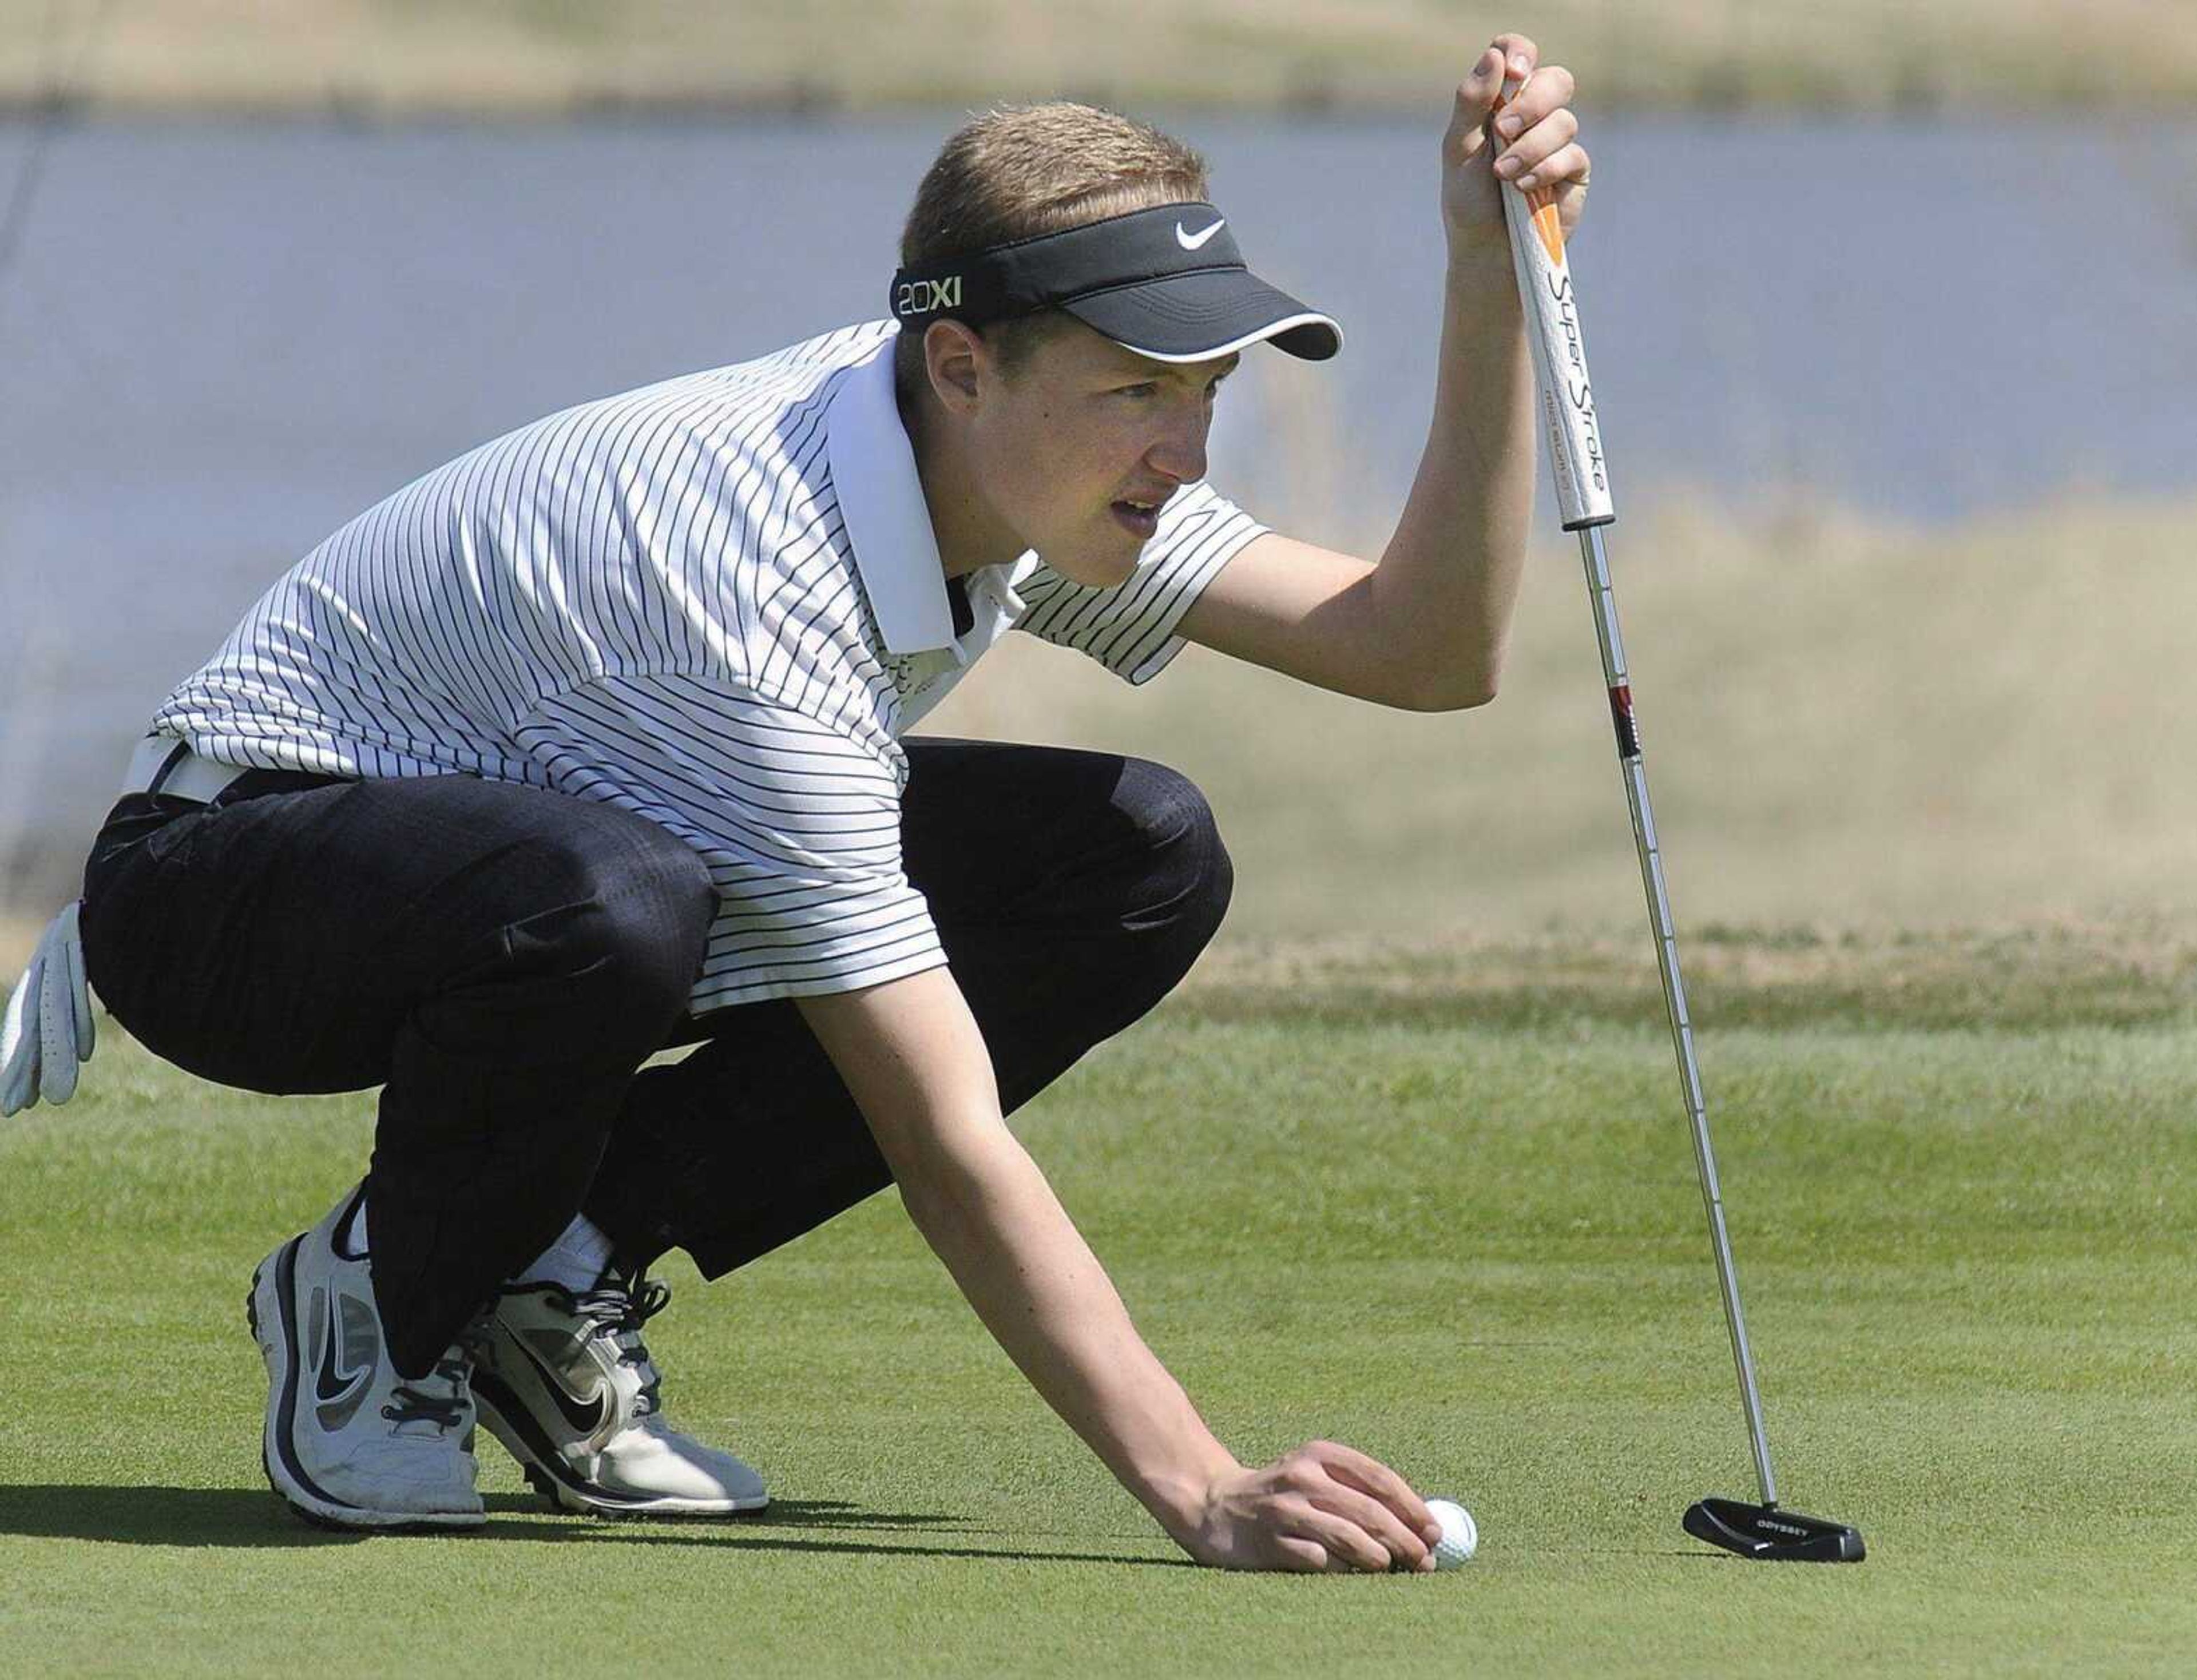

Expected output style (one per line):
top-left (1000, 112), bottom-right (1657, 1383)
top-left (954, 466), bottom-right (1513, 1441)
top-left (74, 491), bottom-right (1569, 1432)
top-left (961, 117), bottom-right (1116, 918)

top-left (826, 332), bottom-right (957, 656)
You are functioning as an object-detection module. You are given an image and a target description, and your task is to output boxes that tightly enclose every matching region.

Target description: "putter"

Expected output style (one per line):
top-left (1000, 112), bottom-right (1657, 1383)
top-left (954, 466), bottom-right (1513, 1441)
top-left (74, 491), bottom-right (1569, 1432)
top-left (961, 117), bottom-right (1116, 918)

top-left (1492, 82), bottom-right (1863, 1564)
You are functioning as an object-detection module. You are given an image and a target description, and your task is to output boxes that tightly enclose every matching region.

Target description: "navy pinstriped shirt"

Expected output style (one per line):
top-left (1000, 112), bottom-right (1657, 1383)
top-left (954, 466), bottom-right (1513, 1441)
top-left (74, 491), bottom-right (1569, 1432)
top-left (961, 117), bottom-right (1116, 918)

top-left (152, 323), bottom-right (1267, 1010)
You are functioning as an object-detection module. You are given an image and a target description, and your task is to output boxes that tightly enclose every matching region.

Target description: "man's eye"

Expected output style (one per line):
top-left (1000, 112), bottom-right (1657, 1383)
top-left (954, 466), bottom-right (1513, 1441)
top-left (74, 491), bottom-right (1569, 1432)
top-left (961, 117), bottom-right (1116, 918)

top-left (1118, 382), bottom-right (1159, 398)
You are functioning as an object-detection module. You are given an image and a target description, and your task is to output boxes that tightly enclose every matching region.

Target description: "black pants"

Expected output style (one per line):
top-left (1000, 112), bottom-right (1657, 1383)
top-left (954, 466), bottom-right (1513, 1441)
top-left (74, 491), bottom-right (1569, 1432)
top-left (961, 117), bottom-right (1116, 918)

top-left (80, 739), bottom-right (1232, 1376)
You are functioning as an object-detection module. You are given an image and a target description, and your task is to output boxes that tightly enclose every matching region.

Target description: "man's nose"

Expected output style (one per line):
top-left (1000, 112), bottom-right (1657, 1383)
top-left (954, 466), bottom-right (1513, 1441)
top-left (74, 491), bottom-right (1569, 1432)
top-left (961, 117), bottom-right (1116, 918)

top-left (1147, 407), bottom-right (1209, 484)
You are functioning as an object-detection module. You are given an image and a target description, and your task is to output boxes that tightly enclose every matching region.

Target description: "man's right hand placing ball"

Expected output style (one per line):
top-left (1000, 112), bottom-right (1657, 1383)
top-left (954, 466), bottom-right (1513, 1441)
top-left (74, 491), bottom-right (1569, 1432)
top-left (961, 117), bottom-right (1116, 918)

top-left (1176, 1440), bottom-right (1446, 1572)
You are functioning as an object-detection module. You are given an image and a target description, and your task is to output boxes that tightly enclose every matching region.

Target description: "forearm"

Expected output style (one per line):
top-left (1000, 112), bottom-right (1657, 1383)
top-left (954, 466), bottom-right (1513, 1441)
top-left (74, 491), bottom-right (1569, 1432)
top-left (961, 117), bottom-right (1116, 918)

top-left (796, 972), bottom-right (1235, 1544)
top-left (1375, 242), bottom-right (1536, 708)
top-left (898, 1126), bottom-right (1237, 1540)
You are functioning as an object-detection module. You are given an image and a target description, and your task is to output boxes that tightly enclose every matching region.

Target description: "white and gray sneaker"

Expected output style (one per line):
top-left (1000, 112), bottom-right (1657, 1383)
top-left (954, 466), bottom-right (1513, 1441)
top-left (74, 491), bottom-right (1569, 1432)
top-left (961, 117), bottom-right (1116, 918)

top-left (246, 1184), bottom-right (484, 1530)
top-left (472, 1267), bottom-right (768, 1517)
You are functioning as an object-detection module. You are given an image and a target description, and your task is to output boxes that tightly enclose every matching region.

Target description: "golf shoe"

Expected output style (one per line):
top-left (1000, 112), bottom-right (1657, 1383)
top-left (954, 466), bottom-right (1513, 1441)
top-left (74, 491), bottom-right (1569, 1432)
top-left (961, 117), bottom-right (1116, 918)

top-left (472, 1266), bottom-right (768, 1517)
top-left (247, 1184), bottom-right (484, 1530)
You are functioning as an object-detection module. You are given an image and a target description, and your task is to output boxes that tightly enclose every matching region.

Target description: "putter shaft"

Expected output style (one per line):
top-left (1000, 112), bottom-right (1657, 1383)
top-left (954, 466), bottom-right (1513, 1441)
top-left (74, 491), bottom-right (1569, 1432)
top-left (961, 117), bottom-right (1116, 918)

top-left (1488, 92), bottom-right (1800, 1526)
top-left (1576, 523), bottom-right (1777, 1509)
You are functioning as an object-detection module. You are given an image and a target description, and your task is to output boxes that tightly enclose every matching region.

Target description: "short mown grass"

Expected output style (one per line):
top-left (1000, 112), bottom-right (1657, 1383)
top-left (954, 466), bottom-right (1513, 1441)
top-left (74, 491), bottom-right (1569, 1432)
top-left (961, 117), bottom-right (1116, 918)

top-left (3, 932), bottom-right (2193, 1677)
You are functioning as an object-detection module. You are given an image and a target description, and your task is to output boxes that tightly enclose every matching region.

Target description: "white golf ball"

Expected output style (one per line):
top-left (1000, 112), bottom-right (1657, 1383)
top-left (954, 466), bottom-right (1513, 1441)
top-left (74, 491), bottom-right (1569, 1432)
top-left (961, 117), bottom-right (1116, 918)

top-left (1425, 1498), bottom-right (1478, 1568)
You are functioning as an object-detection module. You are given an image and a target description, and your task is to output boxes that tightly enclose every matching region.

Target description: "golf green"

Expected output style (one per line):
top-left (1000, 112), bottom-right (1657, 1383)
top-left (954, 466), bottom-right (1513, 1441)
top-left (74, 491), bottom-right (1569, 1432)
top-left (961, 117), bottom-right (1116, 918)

top-left (3, 938), bottom-right (2193, 1677)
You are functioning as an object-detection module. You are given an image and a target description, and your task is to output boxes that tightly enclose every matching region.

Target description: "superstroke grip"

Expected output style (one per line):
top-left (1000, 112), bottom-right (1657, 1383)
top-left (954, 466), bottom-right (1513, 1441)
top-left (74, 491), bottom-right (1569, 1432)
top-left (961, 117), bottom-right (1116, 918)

top-left (1493, 79), bottom-right (1614, 531)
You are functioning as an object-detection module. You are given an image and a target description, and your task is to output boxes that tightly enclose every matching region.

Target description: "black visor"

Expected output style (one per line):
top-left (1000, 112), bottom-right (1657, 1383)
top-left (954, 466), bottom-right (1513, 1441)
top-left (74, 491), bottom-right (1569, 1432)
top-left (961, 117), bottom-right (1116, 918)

top-left (890, 201), bottom-right (1342, 363)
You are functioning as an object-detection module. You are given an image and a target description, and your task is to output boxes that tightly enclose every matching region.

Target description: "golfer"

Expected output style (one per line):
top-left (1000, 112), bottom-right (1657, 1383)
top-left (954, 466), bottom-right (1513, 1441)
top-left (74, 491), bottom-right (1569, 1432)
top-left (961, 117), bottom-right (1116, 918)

top-left (2, 38), bottom-right (1589, 1571)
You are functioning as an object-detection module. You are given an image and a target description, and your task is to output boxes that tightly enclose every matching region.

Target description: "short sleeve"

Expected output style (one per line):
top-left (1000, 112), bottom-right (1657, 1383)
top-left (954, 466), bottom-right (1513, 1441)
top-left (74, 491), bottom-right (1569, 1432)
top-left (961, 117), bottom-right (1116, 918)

top-left (1012, 481), bottom-right (1265, 684)
top-left (514, 673), bottom-right (946, 1011)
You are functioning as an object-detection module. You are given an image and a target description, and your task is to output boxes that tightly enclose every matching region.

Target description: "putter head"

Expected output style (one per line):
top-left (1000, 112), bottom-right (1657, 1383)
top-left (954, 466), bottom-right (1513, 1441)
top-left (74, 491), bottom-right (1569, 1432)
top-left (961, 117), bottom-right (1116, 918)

top-left (1683, 1497), bottom-right (1865, 1563)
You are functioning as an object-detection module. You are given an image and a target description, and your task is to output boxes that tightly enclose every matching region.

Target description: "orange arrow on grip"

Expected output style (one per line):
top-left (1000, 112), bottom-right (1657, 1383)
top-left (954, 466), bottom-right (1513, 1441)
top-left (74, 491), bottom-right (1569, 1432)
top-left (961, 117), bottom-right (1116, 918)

top-left (1489, 75), bottom-right (1567, 266)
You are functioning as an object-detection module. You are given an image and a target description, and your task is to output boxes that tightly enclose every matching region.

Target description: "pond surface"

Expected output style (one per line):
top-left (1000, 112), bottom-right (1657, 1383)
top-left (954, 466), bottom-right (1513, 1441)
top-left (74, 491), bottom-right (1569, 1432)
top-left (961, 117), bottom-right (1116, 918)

top-left (2, 113), bottom-right (2192, 868)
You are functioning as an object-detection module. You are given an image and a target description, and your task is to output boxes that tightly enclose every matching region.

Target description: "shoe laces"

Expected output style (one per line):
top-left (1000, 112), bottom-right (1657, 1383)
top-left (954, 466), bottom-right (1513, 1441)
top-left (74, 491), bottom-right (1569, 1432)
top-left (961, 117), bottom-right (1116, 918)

top-left (382, 1348), bottom-right (474, 1433)
top-left (570, 1270), bottom-right (671, 1418)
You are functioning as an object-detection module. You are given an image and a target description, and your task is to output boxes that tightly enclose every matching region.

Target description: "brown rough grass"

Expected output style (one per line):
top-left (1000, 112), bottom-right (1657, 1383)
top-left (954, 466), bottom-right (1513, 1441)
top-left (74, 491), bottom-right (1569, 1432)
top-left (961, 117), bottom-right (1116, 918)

top-left (1175, 916), bottom-right (2197, 1030)
top-left (2, 0), bottom-right (2191, 112)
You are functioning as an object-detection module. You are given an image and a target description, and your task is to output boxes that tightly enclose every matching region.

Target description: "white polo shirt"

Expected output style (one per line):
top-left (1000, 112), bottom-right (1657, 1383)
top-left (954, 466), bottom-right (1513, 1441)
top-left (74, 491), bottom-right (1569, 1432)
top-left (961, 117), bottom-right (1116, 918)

top-left (152, 322), bottom-right (1267, 1010)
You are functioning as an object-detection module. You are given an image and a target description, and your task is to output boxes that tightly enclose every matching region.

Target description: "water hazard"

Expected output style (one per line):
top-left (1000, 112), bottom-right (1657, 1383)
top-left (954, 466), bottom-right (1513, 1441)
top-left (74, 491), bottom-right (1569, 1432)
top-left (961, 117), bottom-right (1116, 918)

top-left (3, 113), bottom-right (2193, 871)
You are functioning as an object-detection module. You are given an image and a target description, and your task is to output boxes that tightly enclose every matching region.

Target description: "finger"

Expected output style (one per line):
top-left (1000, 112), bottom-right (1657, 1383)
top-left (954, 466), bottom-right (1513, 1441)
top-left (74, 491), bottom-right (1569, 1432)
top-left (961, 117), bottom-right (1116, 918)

top-left (1513, 141), bottom-right (1591, 196)
top-left (1554, 146), bottom-right (1592, 236)
top-left (1447, 47), bottom-right (1507, 155)
top-left (1493, 63), bottom-right (1577, 141)
top-left (1271, 1535), bottom-right (1331, 1573)
top-left (37, 925), bottom-right (79, 1105)
top-left (1488, 33), bottom-right (1540, 86)
top-left (1283, 1505), bottom-right (1391, 1573)
top-left (1457, 45), bottom-right (1504, 102)
top-left (1495, 110), bottom-right (1582, 184)
top-left (1306, 1443), bottom-right (1441, 1543)
top-left (61, 900), bottom-right (94, 1060)
top-left (1, 955), bottom-right (43, 1115)
top-left (1304, 1483), bottom-right (1431, 1568)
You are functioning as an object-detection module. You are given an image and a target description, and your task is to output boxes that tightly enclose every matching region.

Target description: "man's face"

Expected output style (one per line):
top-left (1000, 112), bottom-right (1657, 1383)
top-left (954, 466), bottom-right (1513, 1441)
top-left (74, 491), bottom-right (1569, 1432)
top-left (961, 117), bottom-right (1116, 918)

top-left (963, 321), bottom-right (1238, 587)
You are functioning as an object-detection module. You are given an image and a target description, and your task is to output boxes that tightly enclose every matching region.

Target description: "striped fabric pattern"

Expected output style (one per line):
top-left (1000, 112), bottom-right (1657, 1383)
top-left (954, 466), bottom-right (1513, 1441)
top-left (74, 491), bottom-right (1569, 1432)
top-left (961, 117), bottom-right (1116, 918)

top-left (152, 321), bottom-right (1267, 1009)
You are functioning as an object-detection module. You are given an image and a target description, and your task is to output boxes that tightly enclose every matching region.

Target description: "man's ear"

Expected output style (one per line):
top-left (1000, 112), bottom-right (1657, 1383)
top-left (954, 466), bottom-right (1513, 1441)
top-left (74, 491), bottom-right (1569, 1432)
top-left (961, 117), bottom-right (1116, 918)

top-left (923, 320), bottom-right (987, 415)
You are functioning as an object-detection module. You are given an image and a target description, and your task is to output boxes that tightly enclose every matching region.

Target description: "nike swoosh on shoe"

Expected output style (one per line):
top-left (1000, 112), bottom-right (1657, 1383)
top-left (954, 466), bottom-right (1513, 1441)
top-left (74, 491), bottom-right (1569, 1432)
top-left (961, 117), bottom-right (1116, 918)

top-left (314, 1293), bottom-right (374, 1430)
top-left (509, 1336), bottom-right (611, 1437)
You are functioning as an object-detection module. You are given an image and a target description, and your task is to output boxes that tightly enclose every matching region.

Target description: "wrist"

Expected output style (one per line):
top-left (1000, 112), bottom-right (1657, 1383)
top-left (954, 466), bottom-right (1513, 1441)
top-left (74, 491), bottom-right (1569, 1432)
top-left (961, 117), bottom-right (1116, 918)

top-left (1133, 1439), bottom-right (1243, 1542)
top-left (1443, 228), bottom-right (1515, 284)
top-left (1440, 253), bottom-right (1525, 340)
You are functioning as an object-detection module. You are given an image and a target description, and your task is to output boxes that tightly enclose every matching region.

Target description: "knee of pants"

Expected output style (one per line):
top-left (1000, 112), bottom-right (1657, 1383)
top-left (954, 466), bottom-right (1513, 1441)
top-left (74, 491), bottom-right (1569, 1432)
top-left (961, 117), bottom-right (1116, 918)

top-left (444, 817), bottom-right (716, 1054)
top-left (1113, 758), bottom-right (1235, 955)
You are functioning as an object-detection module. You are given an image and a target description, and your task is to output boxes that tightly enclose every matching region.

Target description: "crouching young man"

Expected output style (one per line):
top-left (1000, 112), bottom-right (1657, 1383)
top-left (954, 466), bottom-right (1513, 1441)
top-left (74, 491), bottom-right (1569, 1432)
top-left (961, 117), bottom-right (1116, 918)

top-left (2, 36), bottom-right (1588, 1570)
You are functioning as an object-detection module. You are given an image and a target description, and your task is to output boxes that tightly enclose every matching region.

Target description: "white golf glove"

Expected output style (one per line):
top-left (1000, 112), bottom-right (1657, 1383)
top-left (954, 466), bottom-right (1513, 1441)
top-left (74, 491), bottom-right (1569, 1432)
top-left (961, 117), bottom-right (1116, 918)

top-left (1, 900), bottom-right (97, 1115)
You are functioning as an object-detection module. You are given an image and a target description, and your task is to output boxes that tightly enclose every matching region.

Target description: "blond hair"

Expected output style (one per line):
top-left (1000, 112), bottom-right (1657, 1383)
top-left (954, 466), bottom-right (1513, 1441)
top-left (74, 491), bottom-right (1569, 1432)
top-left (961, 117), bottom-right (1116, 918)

top-left (893, 102), bottom-right (1208, 391)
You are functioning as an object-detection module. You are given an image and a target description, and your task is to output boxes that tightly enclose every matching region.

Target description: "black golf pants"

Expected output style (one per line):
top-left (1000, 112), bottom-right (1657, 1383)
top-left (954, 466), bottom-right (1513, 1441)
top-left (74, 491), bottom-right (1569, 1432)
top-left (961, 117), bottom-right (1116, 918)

top-left (78, 739), bottom-right (1233, 1376)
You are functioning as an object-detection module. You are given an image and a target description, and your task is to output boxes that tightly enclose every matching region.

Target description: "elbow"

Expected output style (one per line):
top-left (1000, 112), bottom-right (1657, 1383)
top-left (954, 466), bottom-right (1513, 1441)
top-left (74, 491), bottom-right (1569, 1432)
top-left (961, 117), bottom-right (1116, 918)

top-left (1395, 628), bottom-right (1508, 711)
top-left (1434, 680), bottom-right (1500, 713)
top-left (891, 1125), bottom-right (1016, 1257)
top-left (1404, 669), bottom-right (1501, 713)
top-left (895, 1152), bottom-right (972, 1238)
top-left (898, 1164), bottom-right (985, 1268)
